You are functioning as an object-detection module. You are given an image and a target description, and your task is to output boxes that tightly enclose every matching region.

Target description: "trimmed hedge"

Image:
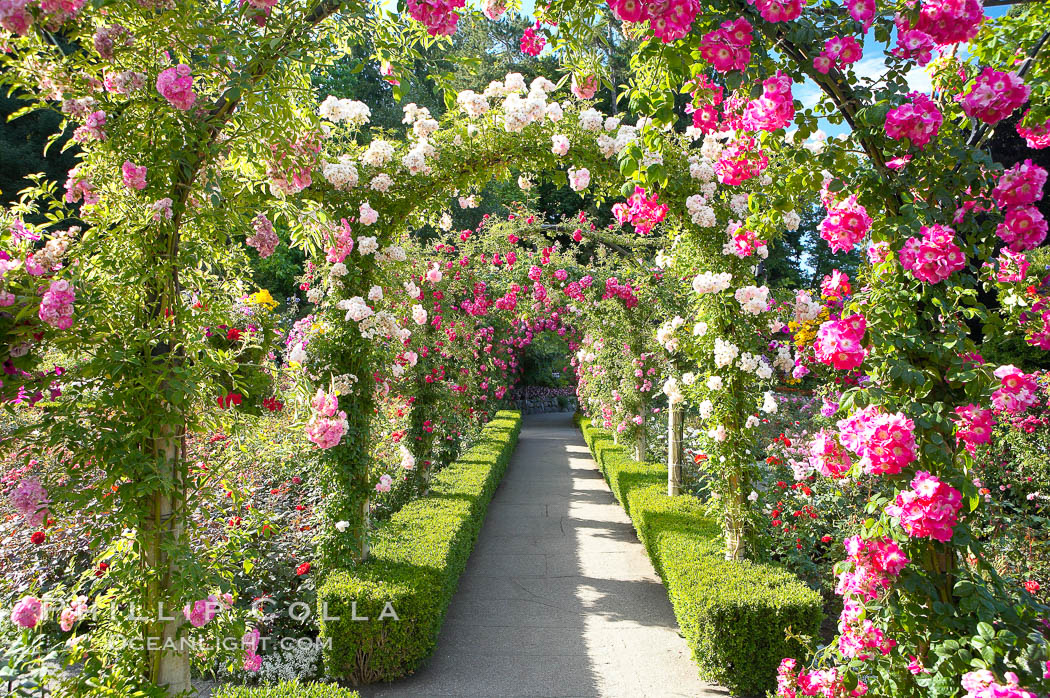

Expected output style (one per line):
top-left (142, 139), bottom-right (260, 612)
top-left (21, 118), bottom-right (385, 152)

top-left (577, 415), bottom-right (823, 697)
top-left (318, 411), bottom-right (522, 684)
top-left (213, 681), bottom-right (360, 698)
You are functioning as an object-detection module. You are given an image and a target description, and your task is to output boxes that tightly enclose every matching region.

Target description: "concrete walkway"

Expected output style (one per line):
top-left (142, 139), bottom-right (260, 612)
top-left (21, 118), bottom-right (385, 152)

top-left (361, 412), bottom-right (727, 698)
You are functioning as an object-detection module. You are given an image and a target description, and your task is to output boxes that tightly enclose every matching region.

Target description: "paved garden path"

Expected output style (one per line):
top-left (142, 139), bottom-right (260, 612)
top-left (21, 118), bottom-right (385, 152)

top-left (361, 412), bottom-right (727, 698)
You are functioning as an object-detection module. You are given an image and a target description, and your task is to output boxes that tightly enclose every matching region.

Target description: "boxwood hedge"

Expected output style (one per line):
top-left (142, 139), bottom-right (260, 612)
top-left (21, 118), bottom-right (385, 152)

top-left (577, 415), bottom-right (823, 696)
top-left (318, 410), bottom-right (522, 685)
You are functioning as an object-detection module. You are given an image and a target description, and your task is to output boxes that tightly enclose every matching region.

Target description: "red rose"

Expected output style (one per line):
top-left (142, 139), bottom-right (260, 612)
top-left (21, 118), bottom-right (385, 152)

top-left (1025, 580), bottom-right (1041, 594)
top-left (821, 535), bottom-right (833, 543)
top-left (227, 328), bottom-right (242, 341)
top-left (30, 531), bottom-right (45, 544)
top-left (296, 562), bottom-right (311, 576)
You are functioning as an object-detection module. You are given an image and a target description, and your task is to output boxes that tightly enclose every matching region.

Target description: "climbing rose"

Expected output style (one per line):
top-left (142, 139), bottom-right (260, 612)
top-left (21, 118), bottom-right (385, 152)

top-left (885, 471), bottom-right (962, 542)
top-left (406, 0), bottom-right (464, 35)
top-left (742, 71), bottom-right (794, 132)
top-left (1017, 111), bottom-right (1050, 149)
top-left (571, 74), bottom-right (597, 100)
top-left (820, 269), bottom-right (851, 300)
top-left (156, 64), bottom-right (196, 111)
top-left (991, 365), bottom-right (1039, 413)
top-left (953, 404), bottom-right (994, 453)
top-left (520, 23), bottom-right (545, 56)
top-left (11, 596), bottom-right (43, 628)
top-left (183, 595), bottom-right (221, 628)
top-left (884, 92), bottom-right (942, 149)
top-left (993, 159), bottom-right (1047, 208)
top-left (698, 18), bottom-right (752, 73)
top-left (995, 249), bottom-right (1029, 282)
top-left (814, 35), bottom-right (863, 73)
top-left (836, 535), bottom-right (909, 600)
top-left (121, 161), bottom-right (147, 190)
top-left (899, 224), bottom-right (966, 283)
top-left (247, 213), bottom-right (279, 258)
top-left (481, 0), bottom-right (506, 19)
top-left (814, 315), bottom-right (867, 371)
top-left (819, 195), bottom-right (871, 253)
top-left (961, 670), bottom-right (1037, 698)
top-left (997, 205), bottom-right (1048, 252)
top-left (551, 134), bottom-right (570, 156)
top-left (837, 405), bottom-right (917, 475)
top-left (910, 0), bottom-right (984, 46)
top-left (39, 279), bottom-right (75, 329)
top-left (747, 0), bottom-right (802, 23)
top-left (956, 68), bottom-right (1030, 126)
top-left (809, 430), bottom-right (852, 478)
top-left (10, 477), bottom-right (49, 526)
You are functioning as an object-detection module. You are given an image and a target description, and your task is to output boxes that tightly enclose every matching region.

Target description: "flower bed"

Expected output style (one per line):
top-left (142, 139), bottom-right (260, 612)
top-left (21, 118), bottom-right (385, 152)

top-left (318, 410), bottom-right (522, 684)
top-left (214, 680), bottom-right (360, 698)
top-left (576, 415), bottom-right (822, 696)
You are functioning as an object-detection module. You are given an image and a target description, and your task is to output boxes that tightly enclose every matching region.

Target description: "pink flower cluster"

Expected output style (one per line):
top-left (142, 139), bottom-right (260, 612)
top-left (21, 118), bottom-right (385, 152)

top-left (837, 404), bottom-right (917, 475)
top-left (0, 0), bottom-right (85, 35)
top-left (728, 224), bottom-right (767, 258)
top-left (608, 0), bottom-right (701, 43)
top-left (601, 277), bottom-right (639, 308)
top-left (39, 279), bottom-right (75, 330)
top-left (699, 18), bottom-right (752, 73)
top-left (776, 658), bottom-right (868, 698)
top-left (994, 249), bottom-right (1029, 282)
top-left (520, 22), bottom-right (545, 56)
top-left (183, 594), bottom-right (222, 627)
top-left (10, 596), bottom-right (43, 628)
top-left (961, 670), bottom-right (1037, 698)
top-left (406, 0), bottom-right (464, 36)
top-left (715, 135), bottom-right (768, 185)
top-left (306, 389), bottom-right (349, 449)
top-left (957, 68), bottom-right (1030, 126)
top-left (747, 0), bottom-right (802, 23)
top-left (909, 0), bottom-right (984, 46)
top-left (242, 627), bottom-right (263, 672)
top-left (819, 195), bottom-right (872, 253)
top-left (612, 186), bottom-right (668, 236)
top-left (813, 35), bottom-right (862, 74)
top-left (809, 430), bottom-right (852, 478)
top-left (885, 471), bottom-right (962, 543)
top-left (9, 477), bottom-right (49, 526)
top-left (1017, 111), bottom-right (1050, 149)
top-left (953, 403), bottom-right (994, 454)
top-left (893, 19), bottom-right (936, 65)
top-left (247, 213), bottom-right (279, 258)
top-left (838, 598), bottom-right (895, 660)
top-left (993, 159), bottom-right (1048, 252)
top-left (836, 535), bottom-right (909, 600)
top-left (899, 224), bottom-right (966, 283)
top-left (884, 92), bottom-right (942, 149)
top-left (59, 596), bottom-right (88, 631)
top-left (156, 64), bottom-right (197, 111)
top-left (326, 218), bottom-right (355, 263)
top-left (820, 269), bottom-right (851, 300)
top-left (814, 315), bottom-right (867, 371)
top-left (742, 71), bottom-right (794, 132)
top-left (571, 74), bottom-right (597, 100)
top-left (72, 111), bottom-right (106, 143)
top-left (122, 161), bottom-right (147, 190)
top-left (991, 364), bottom-right (1039, 414)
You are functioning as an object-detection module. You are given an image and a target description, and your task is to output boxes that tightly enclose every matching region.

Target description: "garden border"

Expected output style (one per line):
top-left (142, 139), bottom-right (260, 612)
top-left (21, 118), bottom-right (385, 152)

top-left (575, 414), bottom-right (823, 696)
top-left (317, 410), bottom-right (522, 684)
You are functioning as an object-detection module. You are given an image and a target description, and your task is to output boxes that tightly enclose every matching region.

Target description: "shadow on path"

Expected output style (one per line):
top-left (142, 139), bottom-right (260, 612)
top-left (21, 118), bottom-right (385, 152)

top-left (359, 412), bottom-right (728, 698)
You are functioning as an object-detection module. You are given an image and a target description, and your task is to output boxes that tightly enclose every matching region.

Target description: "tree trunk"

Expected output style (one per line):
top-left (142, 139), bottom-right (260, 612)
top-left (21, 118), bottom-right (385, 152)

top-left (667, 402), bottom-right (683, 496)
top-left (724, 471), bottom-right (745, 561)
top-left (634, 428), bottom-right (646, 461)
top-left (143, 425), bottom-right (191, 695)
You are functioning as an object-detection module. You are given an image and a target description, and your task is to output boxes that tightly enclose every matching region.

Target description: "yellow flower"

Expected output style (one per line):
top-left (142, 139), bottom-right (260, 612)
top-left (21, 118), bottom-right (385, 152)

top-left (249, 289), bottom-right (278, 311)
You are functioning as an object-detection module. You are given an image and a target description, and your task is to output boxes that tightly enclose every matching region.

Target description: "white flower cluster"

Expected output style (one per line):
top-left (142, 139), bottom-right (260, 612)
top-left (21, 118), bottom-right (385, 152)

top-left (402, 140), bottom-right (436, 175)
top-left (322, 155), bottom-right (359, 190)
top-left (734, 285), bottom-right (770, 315)
top-left (568, 167), bottom-right (590, 191)
top-left (376, 245), bottom-right (407, 263)
top-left (700, 132), bottom-right (724, 161)
top-left (359, 309), bottom-right (405, 341)
top-left (698, 399), bottom-right (714, 419)
top-left (655, 316), bottom-right (685, 352)
top-left (357, 236), bottom-right (378, 255)
top-left (456, 90), bottom-right (490, 118)
top-left (459, 194), bottom-right (479, 209)
top-left (691, 271), bottom-right (732, 294)
top-left (359, 202), bottom-right (378, 226)
top-left (689, 158), bottom-right (715, 182)
top-left (319, 96), bottom-right (371, 125)
top-left (713, 338), bottom-right (739, 368)
top-left (332, 373), bottom-right (359, 394)
top-left (370, 173), bottom-right (393, 193)
top-left (551, 134), bottom-right (570, 156)
top-left (760, 391), bottom-right (778, 414)
top-left (685, 194), bottom-right (716, 227)
top-left (546, 101), bottom-right (564, 122)
top-left (706, 375), bottom-right (723, 390)
top-left (579, 108), bottom-right (603, 132)
top-left (339, 296), bottom-right (373, 322)
top-left (613, 125), bottom-right (638, 155)
top-left (730, 193), bottom-right (750, 217)
top-left (412, 304), bottom-right (427, 325)
top-left (662, 377), bottom-right (684, 405)
top-left (774, 344), bottom-right (794, 373)
top-left (361, 139), bottom-right (395, 167)
top-left (783, 209), bottom-right (801, 231)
